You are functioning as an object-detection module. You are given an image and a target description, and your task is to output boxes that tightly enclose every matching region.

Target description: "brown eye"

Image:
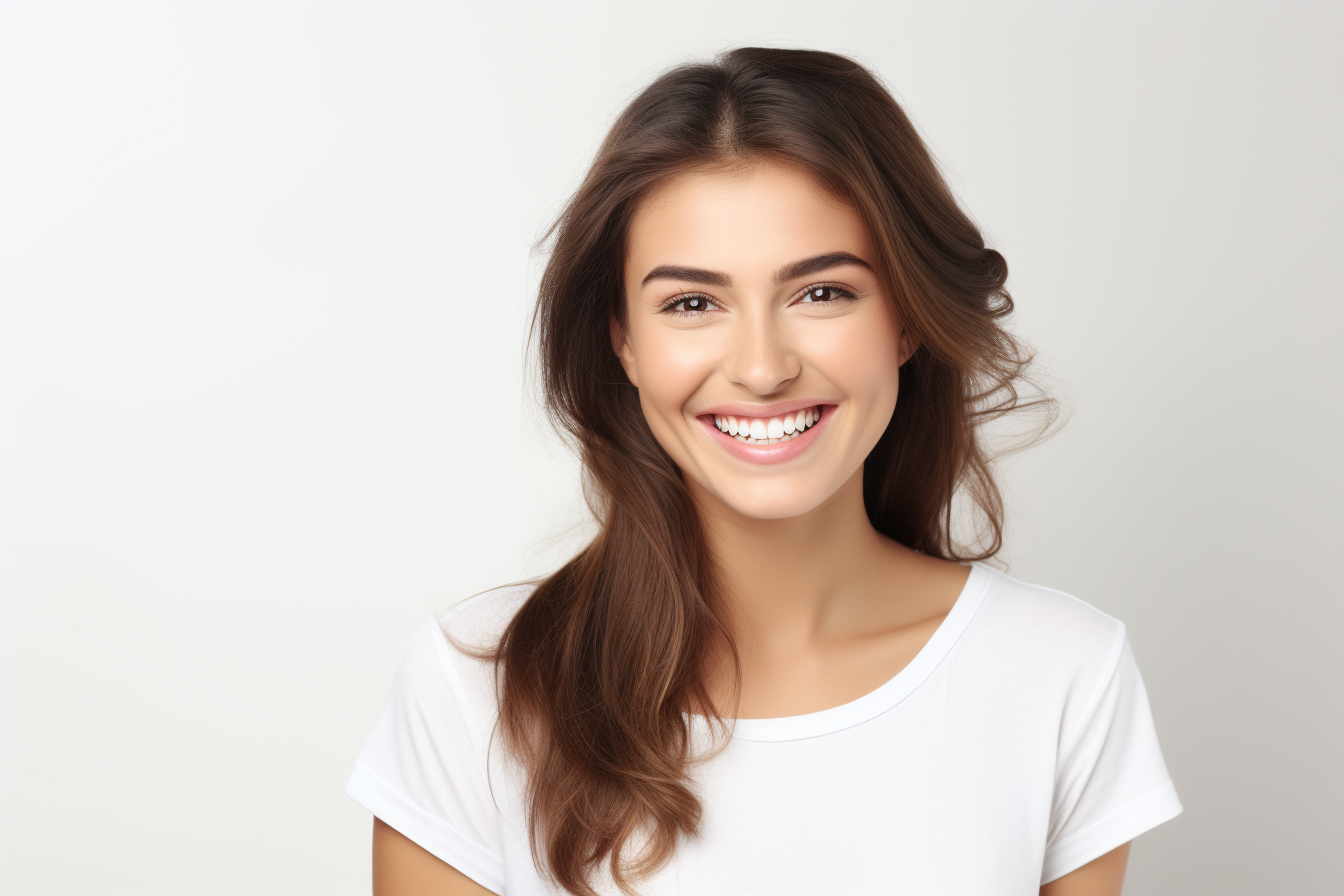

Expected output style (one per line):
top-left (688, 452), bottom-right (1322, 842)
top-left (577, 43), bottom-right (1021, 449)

top-left (800, 285), bottom-right (852, 303)
top-left (679, 297), bottom-right (712, 313)
top-left (663, 294), bottom-right (718, 315)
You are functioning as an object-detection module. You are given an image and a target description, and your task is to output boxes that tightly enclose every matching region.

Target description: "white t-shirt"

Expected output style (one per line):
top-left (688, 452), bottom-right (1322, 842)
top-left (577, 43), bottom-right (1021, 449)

top-left (345, 563), bottom-right (1183, 894)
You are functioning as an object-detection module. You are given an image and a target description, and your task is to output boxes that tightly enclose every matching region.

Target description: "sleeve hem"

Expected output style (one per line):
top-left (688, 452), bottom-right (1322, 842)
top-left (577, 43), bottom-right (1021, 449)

top-left (345, 761), bottom-right (507, 895)
top-left (1040, 779), bottom-right (1184, 885)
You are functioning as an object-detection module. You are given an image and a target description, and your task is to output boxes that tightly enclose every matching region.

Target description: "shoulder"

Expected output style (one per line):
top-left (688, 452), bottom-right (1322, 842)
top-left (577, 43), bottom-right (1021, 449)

top-left (348, 584), bottom-right (540, 883)
top-left (973, 563), bottom-right (1126, 657)
top-left (388, 582), bottom-right (539, 715)
top-left (965, 564), bottom-right (1131, 707)
top-left (436, 580), bottom-right (539, 654)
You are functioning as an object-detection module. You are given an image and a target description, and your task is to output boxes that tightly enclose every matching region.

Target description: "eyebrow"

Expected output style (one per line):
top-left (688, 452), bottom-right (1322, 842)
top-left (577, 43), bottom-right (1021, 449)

top-left (639, 251), bottom-right (873, 288)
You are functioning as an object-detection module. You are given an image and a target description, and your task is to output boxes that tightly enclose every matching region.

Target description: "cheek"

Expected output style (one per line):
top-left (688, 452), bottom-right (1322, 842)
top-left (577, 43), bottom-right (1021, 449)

top-left (812, 313), bottom-right (904, 412)
top-left (627, 326), bottom-right (718, 418)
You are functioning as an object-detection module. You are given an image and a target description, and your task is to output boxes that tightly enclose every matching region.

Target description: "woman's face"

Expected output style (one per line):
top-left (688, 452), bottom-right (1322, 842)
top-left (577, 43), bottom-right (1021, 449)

top-left (613, 160), bottom-right (913, 521)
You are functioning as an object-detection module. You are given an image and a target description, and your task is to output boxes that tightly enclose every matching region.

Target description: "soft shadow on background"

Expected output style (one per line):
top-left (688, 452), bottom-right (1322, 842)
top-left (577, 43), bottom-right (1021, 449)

top-left (2, 2), bottom-right (1339, 893)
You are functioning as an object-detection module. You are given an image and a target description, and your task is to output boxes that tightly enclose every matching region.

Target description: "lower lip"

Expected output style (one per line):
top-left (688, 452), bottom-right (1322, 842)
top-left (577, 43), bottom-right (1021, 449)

top-left (698, 405), bottom-right (835, 465)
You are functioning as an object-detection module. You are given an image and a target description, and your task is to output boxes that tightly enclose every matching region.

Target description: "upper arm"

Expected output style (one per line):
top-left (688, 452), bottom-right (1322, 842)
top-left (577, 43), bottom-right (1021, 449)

top-left (347, 621), bottom-right (511, 894)
top-left (1042, 624), bottom-right (1181, 885)
top-left (373, 818), bottom-right (500, 896)
top-left (1039, 841), bottom-right (1131, 896)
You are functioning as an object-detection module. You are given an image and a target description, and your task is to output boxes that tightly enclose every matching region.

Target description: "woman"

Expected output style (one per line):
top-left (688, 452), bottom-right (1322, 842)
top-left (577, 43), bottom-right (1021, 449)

top-left (346, 47), bottom-right (1183, 896)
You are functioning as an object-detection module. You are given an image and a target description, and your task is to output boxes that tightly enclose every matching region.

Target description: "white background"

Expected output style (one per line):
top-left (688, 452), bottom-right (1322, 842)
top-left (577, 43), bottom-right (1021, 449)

top-left (2, 1), bottom-right (1340, 893)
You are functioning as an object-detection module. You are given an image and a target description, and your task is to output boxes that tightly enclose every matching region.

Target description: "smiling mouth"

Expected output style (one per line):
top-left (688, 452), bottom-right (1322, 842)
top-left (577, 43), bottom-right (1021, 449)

top-left (710, 406), bottom-right (822, 445)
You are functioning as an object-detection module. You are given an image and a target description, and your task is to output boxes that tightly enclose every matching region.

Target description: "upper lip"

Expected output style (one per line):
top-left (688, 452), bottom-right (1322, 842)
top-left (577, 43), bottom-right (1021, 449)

top-left (697, 399), bottom-right (832, 419)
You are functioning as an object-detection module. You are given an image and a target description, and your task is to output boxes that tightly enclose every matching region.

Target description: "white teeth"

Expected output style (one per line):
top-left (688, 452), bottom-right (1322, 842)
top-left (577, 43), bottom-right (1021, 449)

top-left (712, 406), bottom-right (823, 445)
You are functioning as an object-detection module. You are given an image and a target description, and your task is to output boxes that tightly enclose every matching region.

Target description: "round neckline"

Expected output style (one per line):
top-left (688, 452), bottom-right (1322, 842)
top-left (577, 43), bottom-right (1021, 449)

top-left (720, 561), bottom-right (994, 743)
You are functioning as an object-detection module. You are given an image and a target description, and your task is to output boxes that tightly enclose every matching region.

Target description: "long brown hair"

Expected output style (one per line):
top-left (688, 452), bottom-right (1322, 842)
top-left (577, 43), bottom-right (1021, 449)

top-left (472, 47), bottom-right (1047, 896)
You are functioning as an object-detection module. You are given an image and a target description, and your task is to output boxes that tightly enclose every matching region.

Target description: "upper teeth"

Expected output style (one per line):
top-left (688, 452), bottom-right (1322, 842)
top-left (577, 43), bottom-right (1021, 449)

top-left (712, 406), bottom-right (821, 444)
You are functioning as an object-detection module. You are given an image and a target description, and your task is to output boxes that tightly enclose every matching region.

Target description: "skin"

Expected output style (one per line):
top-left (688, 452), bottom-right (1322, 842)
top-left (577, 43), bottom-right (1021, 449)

top-left (373, 819), bottom-right (495, 896)
top-left (372, 159), bottom-right (1130, 895)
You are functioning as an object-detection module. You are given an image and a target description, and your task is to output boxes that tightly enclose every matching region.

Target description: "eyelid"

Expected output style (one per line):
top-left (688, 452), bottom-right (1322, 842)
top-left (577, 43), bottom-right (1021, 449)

top-left (792, 281), bottom-right (859, 303)
top-left (657, 281), bottom-right (859, 315)
top-left (658, 291), bottom-right (721, 315)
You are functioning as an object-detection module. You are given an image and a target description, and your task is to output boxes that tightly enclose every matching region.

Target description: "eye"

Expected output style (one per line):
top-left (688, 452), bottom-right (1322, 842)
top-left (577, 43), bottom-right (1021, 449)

top-left (797, 284), bottom-right (857, 304)
top-left (660, 293), bottom-right (719, 316)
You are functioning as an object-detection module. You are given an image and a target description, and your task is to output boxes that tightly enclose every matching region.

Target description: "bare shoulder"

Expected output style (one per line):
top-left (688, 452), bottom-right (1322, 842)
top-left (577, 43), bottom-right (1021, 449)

top-left (885, 545), bottom-right (974, 621)
top-left (920, 551), bottom-right (974, 595)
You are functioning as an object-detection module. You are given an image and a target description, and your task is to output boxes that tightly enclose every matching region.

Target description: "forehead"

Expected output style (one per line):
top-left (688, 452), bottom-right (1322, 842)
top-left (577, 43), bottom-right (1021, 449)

top-left (625, 161), bottom-right (874, 284)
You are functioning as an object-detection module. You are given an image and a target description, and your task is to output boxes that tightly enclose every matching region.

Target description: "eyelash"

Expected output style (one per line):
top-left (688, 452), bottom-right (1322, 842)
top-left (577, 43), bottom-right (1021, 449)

top-left (657, 283), bottom-right (858, 317)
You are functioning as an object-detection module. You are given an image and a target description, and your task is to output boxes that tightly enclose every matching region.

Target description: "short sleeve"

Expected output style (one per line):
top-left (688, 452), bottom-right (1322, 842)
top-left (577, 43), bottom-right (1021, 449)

top-left (1041, 624), bottom-right (1184, 885)
top-left (345, 621), bottom-right (507, 894)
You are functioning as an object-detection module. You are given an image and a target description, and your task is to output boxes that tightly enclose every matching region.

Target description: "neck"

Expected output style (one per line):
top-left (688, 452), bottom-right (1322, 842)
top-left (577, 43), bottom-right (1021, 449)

top-left (689, 466), bottom-right (902, 649)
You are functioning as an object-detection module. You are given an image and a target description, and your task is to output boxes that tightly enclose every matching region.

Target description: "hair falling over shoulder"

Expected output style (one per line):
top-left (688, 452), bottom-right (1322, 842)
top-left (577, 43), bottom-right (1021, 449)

top-left (463, 47), bottom-right (1054, 896)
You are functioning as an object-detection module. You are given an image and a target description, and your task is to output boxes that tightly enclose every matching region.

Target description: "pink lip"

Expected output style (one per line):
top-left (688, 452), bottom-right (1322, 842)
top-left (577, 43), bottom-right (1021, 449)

top-left (699, 398), bottom-right (826, 419)
top-left (697, 404), bottom-right (835, 465)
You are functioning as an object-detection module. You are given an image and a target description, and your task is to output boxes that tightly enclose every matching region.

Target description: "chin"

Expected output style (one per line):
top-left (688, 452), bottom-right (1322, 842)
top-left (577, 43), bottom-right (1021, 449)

top-left (712, 480), bottom-right (837, 521)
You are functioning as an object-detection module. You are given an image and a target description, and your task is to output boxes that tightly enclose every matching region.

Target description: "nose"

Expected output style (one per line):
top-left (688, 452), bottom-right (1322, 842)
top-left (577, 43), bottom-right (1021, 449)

top-left (723, 311), bottom-right (801, 396)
